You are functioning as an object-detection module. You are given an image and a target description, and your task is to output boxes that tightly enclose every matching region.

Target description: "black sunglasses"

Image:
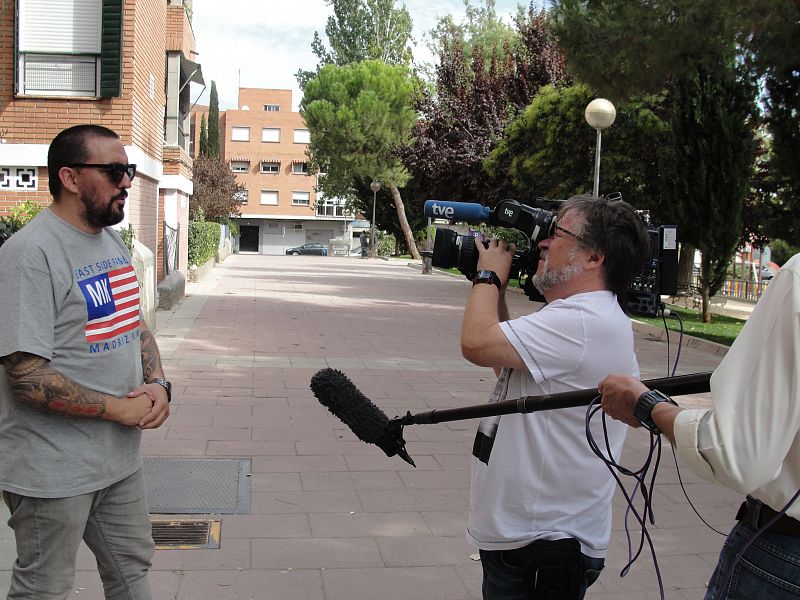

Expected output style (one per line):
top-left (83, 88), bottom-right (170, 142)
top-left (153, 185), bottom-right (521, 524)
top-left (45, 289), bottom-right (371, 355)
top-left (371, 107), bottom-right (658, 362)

top-left (547, 217), bottom-right (591, 245)
top-left (69, 163), bottom-right (137, 185)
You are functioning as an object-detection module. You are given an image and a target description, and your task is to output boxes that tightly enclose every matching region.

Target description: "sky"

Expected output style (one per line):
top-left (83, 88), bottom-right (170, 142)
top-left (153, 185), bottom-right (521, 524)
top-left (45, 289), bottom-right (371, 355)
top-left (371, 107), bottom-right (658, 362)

top-left (190, 0), bottom-right (527, 112)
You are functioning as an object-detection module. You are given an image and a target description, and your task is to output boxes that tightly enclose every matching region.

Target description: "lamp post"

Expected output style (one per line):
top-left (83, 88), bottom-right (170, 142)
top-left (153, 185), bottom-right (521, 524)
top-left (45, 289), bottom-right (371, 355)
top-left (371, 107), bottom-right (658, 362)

top-left (584, 99), bottom-right (616, 197)
top-left (370, 180), bottom-right (381, 256)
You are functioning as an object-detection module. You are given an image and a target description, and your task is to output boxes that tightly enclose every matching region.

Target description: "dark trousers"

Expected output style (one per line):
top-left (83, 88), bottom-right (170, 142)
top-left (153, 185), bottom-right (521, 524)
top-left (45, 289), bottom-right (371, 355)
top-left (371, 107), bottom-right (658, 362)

top-left (704, 521), bottom-right (800, 599)
top-left (480, 538), bottom-right (604, 600)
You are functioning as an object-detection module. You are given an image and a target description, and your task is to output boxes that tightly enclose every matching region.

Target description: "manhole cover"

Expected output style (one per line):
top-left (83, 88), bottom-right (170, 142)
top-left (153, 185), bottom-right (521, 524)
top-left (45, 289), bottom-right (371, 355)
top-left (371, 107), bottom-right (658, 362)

top-left (143, 458), bottom-right (250, 514)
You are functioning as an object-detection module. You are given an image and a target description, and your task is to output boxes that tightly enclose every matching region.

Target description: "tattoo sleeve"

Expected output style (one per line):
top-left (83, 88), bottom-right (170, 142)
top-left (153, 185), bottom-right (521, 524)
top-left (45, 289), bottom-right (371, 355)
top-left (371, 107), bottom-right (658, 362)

top-left (139, 321), bottom-right (165, 382)
top-left (2, 352), bottom-right (109, 418)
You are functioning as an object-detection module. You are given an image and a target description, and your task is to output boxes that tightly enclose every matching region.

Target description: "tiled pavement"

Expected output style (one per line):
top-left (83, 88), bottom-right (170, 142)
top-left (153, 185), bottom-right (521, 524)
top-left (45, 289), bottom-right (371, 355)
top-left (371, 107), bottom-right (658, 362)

top-left (0, 254), bottom-right (741, 599)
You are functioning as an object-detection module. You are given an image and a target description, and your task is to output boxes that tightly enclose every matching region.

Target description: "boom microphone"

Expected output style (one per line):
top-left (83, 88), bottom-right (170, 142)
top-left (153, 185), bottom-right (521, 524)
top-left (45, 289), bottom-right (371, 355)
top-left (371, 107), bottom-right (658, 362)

top-left (424, 199), bottom-right (491, 223)
top-left (310, 369), bottom-right (415, 466)
top-left (312, 368), bottom-right (713, 465)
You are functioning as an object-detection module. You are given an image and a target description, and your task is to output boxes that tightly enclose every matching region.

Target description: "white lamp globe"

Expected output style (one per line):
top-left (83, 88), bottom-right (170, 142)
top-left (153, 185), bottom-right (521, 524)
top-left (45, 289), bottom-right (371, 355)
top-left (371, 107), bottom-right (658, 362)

top-left (585, 99), bottom-right (616, 130)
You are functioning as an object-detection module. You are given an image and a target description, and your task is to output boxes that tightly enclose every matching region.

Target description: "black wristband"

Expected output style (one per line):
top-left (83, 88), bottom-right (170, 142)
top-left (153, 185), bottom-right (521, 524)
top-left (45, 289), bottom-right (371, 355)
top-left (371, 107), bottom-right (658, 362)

top-left (633, 389), bottom-right (677, 434)
top-left (472, 270), bottom-right (501, 291)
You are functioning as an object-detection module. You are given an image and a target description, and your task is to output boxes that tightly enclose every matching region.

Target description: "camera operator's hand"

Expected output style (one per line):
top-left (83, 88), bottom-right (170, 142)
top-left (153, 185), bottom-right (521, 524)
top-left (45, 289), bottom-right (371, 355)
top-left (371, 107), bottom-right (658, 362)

top-left (475, 238), bottom-right (516, 287)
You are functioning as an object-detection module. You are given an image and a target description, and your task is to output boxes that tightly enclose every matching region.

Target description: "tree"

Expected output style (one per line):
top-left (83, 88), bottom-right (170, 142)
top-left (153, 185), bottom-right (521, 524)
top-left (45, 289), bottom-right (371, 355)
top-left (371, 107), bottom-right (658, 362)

top-left (403, 3), bottom-right (569, 206)
top-left (550, 0), bottom-right (800, 245)
top-left (550, 0), bottom-right (740, 103)
top-left (207, 81), bottom-right (221, 159)
top-left (659, 64), bottom-right (757, 322)
top-left (296, 0), bottom-right (413, 88)
top-left (485, 84), bottom-right (667, 206)
top-left (302, 60), bottom-right (421, 259)
top-left (199, 113), bottom-right (208, 157)
top-left (744, 0), bottom-right (800, 243)
top-left (190, 155), bottom-right (245, 221)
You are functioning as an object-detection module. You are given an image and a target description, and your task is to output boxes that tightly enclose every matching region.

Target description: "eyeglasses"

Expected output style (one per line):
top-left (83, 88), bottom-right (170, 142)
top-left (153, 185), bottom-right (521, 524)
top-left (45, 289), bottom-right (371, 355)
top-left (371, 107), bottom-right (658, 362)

top-left (68, 163), bottom-right (137, 185)
top-left (547, 217), bottom-right (591, 245)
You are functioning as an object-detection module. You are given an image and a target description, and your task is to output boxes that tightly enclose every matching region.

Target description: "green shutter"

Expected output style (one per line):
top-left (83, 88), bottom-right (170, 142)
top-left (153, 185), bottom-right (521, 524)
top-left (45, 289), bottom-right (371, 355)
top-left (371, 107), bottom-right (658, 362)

top-left (100, 0), bottom-right (123, 98)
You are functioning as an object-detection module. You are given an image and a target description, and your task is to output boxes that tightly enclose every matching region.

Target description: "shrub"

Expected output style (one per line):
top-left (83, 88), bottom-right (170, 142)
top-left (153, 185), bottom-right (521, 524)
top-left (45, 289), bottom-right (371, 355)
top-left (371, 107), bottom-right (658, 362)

top-left (0, 200), bottom-right (44, 245)
top-left (188, 220), bottom-right (221, 267)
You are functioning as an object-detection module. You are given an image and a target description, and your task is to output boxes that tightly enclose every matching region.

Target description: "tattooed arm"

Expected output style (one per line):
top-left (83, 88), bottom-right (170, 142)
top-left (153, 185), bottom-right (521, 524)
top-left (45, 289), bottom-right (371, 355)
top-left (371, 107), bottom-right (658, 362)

top-left (139, 319), bottom-right (165, 383)
top-left (1, 352), bottom-right (152, 426)
top-left (129, 320), bottom-right (170, 429)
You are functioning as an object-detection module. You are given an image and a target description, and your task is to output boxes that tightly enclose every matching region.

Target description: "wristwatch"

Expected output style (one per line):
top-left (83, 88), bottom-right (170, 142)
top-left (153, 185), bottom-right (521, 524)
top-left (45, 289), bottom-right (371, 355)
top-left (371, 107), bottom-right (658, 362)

top-left (148, 378), bottom-right (172, 403)
top-left (472, 270), bottom-right (502, 291)
top-left (633, 389), bottom-right (677, 434)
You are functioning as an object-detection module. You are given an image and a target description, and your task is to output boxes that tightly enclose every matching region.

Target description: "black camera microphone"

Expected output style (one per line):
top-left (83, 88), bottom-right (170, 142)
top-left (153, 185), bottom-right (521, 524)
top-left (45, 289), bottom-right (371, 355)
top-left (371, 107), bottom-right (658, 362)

top-left (310, 368), bottom-right (415, 466)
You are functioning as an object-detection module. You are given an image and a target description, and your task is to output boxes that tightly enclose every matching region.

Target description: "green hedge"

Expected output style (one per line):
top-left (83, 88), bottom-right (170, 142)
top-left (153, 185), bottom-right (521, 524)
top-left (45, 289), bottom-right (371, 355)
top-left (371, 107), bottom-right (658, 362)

top-left (188, 221), bottom-right (221, 267)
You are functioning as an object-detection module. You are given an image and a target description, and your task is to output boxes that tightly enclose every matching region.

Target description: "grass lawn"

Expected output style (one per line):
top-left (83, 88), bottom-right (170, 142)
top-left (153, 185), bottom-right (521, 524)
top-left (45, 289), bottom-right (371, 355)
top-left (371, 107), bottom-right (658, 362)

top-left (633, 305), bottom-right (746, 346)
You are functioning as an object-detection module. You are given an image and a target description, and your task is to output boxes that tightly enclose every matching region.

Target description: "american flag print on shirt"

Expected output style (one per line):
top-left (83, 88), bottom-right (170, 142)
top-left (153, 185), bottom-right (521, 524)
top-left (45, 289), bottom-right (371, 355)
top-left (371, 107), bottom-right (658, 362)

top-left (79, 265), bottom-right (140, 342)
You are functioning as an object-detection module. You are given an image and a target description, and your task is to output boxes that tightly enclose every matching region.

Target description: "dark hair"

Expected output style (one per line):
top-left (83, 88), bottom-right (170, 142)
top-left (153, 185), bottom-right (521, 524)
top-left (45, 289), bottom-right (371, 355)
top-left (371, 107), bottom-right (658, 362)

top-left (559, 194), bottom-right (650, 297)
top-left (47, 125), bottom-right (120, 199)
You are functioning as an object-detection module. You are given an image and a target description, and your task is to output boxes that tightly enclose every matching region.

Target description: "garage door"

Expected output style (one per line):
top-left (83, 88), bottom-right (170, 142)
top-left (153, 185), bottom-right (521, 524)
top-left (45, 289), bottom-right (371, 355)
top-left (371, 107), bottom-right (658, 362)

top-left (262, 223), bottom-right (304, 255)
top-left (307, 229), bottom-right (334, 244)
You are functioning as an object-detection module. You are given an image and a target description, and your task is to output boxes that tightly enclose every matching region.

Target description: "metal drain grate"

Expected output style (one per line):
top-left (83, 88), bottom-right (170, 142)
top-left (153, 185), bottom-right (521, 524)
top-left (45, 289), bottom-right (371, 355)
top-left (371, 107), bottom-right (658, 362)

top-left (143, 458), bottom-right (251, 514)
top-left (151, 518), bottom-right (221, 550)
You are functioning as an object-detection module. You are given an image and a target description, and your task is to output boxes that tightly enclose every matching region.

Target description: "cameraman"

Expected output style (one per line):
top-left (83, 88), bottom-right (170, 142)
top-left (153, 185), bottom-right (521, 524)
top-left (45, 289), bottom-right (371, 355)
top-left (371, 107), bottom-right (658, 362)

top-left (461, 195), bottom-right (649, 600)
top-left (599, 252), bottom-right (800, 599)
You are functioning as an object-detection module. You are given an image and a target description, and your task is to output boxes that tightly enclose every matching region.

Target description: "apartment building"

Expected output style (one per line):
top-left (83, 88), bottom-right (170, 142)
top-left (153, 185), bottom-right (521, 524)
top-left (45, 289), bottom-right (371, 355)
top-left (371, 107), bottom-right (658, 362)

top-left (215, 88), bottom-right (354, 255)
top-left (0, 0), bottom-right (204, 303)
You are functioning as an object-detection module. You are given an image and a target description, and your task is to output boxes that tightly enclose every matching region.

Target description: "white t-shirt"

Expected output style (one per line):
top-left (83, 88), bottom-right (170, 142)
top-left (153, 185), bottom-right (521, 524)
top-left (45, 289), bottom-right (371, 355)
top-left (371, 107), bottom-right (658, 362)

top-left (468, 290), bottom-right (638, 558)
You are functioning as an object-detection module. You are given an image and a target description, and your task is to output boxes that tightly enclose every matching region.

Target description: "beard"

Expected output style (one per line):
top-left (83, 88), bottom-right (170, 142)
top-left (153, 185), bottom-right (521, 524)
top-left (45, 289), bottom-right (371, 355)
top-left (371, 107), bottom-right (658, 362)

top-left (532, 248), bottom-right (583, 294)
top-left (80, 189), bottom-right (126, 228)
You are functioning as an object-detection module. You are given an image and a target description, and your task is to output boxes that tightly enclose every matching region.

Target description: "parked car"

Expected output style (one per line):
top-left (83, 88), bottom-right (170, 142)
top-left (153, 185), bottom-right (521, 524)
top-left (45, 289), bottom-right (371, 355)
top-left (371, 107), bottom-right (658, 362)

top-left (285, 243), bottom-right (328, 256)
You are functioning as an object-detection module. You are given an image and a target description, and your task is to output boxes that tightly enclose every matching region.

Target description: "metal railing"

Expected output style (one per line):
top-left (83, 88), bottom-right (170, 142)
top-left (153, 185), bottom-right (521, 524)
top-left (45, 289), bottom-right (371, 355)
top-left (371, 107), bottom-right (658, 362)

top-left (164, 222), bottom-right (179, 275)
top-left (688, 274), bottom-right (768, 302)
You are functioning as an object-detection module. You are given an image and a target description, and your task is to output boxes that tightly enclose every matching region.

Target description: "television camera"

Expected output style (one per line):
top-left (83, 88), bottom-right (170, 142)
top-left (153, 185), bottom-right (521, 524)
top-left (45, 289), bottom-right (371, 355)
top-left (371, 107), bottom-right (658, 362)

top-left (423, 198), bottom-right (678, 317)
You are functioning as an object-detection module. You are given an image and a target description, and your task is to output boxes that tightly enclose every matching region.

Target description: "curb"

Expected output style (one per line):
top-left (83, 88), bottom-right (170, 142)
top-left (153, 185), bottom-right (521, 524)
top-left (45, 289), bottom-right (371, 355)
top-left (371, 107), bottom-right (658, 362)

top-left (631, 319), bottom-right (729, 356)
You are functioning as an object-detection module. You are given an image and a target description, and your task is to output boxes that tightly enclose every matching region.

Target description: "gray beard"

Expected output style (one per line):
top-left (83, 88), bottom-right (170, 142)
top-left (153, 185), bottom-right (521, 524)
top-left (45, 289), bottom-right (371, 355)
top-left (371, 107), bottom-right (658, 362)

top-left (532, 252), bottom-right (582, 294)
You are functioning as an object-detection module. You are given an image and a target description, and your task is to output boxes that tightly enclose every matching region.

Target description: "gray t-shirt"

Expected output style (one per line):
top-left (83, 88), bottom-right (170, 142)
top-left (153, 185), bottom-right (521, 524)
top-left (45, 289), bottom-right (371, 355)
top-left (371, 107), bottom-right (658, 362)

top-left (0, 208), bottom-right (143, 497)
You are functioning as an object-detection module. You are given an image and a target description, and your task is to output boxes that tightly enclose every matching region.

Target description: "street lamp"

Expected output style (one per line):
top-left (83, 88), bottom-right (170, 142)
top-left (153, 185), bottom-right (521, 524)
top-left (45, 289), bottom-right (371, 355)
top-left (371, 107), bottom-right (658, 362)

top-left (370, 180), bottom-right (381, 255)
top-left (584, 99), bottom-right (616, 197)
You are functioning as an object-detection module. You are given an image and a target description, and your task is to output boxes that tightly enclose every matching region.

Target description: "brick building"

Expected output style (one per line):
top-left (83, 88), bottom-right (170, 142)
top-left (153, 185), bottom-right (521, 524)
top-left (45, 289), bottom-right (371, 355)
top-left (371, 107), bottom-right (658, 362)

top-left (192, 88), bottom-right (355, 255)
top-left (0, 0), bottom-right (204, 302)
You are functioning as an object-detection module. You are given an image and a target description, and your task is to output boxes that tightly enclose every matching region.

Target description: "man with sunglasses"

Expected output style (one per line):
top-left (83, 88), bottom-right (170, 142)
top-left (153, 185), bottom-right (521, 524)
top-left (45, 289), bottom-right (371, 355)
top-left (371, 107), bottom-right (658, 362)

top-left (0, 125), bottom-right (169, 599)
top-left (460, 195), bottom-right (649, 599)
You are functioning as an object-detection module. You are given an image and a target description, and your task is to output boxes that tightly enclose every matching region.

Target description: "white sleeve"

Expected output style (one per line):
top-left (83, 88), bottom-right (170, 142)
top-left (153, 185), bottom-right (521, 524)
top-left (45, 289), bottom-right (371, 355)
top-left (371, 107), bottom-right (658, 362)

top-left (674, 266), bottom-right (800, 493)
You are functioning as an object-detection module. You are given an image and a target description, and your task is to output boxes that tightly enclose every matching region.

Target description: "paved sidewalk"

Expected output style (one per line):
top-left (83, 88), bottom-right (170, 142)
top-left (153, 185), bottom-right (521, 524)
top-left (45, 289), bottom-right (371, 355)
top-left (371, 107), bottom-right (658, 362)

top-left (0, 254), bottom-right (738, 599)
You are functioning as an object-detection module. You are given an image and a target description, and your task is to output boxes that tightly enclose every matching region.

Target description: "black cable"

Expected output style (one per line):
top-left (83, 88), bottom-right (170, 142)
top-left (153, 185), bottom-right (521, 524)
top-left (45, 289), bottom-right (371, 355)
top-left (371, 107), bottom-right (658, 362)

top-left (585, 397), bottom-right (667, 599)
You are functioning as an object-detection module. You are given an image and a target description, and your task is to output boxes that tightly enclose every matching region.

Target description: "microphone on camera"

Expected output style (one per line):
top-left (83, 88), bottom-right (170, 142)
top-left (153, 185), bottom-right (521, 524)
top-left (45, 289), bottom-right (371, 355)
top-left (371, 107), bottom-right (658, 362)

top-left (424, 199), bottom-right (491, 223)
top-left (310, 368), bottom-right (415, 466)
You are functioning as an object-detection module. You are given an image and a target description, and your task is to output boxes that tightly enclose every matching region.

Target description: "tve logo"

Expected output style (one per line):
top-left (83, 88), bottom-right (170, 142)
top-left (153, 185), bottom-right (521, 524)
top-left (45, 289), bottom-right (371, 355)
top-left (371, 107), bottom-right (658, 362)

top-left (429, 202), bottom-right (455, 219)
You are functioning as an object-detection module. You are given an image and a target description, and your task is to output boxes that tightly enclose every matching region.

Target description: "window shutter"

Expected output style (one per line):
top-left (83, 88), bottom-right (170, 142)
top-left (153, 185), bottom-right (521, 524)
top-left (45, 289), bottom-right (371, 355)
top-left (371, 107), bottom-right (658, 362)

top-left (19, 0), bottom-right (102, 53)
top-left (100, 0), bottom-right (123, 98)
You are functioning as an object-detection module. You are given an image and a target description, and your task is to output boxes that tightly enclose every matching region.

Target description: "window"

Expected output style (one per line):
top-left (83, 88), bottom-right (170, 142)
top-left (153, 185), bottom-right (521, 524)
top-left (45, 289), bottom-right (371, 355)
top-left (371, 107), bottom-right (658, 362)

top-left (264, 104), bottom-right (280, 112)
top-left (260, 190), bottom-right (279, 205)
top-left (292, 162), bottom-right (309, 175)
top-left (16, 0), bottom-right (123, 98)
top-left (316, 199), bottom-right (352, 218)
top-left (293, 129), bottom-right (310, 144)
top-left (231, 127), bottom-right (250, 142)
top-left (262, 128), bottom-right (280, 143)
top-left (292, 191), bottom-right (310, 206)
top-left (230, 160), bottom-right (250, 173)
top-left (234, 190), bottom-right (248, 205)
top-left (260, 161), bottom-right (280, 174)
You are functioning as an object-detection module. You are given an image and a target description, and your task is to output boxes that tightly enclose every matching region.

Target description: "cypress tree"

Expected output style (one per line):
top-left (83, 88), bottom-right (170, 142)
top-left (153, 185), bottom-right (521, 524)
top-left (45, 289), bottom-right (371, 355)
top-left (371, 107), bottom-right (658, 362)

top-left (208, 81), bottom-right (220, 159)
